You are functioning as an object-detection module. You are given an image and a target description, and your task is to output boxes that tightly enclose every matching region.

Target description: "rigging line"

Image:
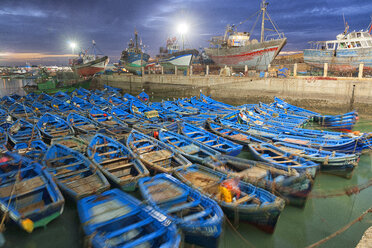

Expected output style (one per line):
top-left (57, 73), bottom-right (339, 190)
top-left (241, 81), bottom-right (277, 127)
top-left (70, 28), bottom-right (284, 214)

top-left (265, 11), bottom-right (281, 37)
top-left (306, 207), bottom-right (372, 248)
top-left (237, 10), bottom-right (261, 27)
top-left (250, 11), bottom-right (262, 36)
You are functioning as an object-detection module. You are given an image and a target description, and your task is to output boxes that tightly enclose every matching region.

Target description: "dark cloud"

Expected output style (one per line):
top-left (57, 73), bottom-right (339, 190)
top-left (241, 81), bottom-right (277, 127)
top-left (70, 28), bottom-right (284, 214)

top-left (0, 0), bottom-right (371, 64)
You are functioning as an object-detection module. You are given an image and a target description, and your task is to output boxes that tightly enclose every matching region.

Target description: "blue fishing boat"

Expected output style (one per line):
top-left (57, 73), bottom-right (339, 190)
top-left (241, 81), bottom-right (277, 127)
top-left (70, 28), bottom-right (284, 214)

top-left (8, 103), bottom-right (36, 119)
top-left (0, 96), bottom-right (16, 110)
top-left (54, 91), bottom-right (70, 101)
top-left (108, 96), bottom-right (127, 106)
top-left (175, 164), bottom-right (284, 233)
top-left (138, 173), bottom-right (224, 247)
top-left (133, 122), bottom-right (171, 136)
top-left (37, 113), bottom-right (75, 142)
top-left (130, 100), bottom-right (162, 122)
top-left (0, 127), bottom-right (7, 150)
top-left (180, 122), bottom-right (243, 156)
top-left (248, 142), bottom-right (320, 177)
top-left (7, 119), bottom-right (41, 145)
top-left (87, 133), bottom-right (149, 191)
top-left (201, 154), bottom-right (313, 207)
top-left (13, 140), bottom-right (48, 163)
top-left (111, 107), bottom-right (141, 126)
top-left (71, 96), bottom-right (94, 110)
top-left (51, 98), bottom-right (81, 115)
top-left (36, 93), bottom-right (53, 104)
top-left (29, 101), bottom-right (55, 116)
top-left (137, 91), bottom-right (149, 102)
top-left (162, 101), bottom-right (198, 116)
top-left (78, 189), bottom-right (180, 248)
top-left (51, 136), bottom-right (88, 153)
top-left (148, 102), bottom-right (179, 121)
top-left (158, 129), bottom-right (220, 164)
top-left (9, 94), bottom-right (21, 100)
top-left (207, 120), bottom-right (269, 146)
top-left (43, 144), bottom-right (110, 201)
top-left (127, 129), bottom-right (191, 173)
top-left (273, 142), bottom-right (359, 178)
top-left (275, 134), bottom-right (363, 154)
top-left (0, 152), bottom-right (64, 233)
top-left (67, 112), bottom-right (100, 135)
top-left (71, 87), bottom-right (90, 99)
top-left (90, 107), bottom-right (127, 128)
top-left (0, 108), bottom-right (9, 123)
top-left (200, 93), bottom-right (236, 110)
top-left (89, 94), bottom-right (112, 109)
top-left (104, 84), bottom-right (122, 94)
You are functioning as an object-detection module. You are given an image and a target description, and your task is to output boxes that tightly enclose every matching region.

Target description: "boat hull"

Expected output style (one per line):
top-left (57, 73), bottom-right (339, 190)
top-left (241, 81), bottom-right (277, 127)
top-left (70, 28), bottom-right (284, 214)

top-left (72, 56), bottom-right (109, 77)
top-left (304, 48), bottom-right (372, 72)
top-left (159, 49), bottom-right (198, 69)
top-left (205, 38), bottom-right (286, 70)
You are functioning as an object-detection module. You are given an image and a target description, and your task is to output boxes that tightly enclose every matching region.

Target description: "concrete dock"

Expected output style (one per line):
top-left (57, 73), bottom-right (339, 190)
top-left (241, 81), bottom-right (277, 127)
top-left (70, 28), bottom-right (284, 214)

top-left (356, 226), bottom-right (372, 248)
top-left (93, 74), bottom-right (372, 117)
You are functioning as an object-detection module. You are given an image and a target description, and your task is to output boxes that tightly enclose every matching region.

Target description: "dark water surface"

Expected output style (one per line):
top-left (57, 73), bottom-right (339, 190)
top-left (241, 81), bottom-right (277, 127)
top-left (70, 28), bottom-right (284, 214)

top-left (1, 79), bottom-right (371, 248)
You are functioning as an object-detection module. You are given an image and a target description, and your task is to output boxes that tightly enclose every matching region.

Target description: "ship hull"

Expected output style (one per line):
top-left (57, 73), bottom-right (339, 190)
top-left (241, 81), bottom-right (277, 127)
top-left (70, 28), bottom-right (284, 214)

top-left (72, 56), bottom-right (109, 77)
top-left (205, 38), bottom-right (286, 71)
top-left (159, 49), bottom-right (198, 69)
top-left (304, 48), bottom-right (372, 72)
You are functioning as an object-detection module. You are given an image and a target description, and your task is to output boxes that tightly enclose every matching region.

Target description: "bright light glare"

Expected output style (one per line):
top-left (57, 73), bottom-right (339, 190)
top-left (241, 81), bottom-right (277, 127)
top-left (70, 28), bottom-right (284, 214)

top-left (69, 41), bottom-right (77, 49)
top-left (177, 23), bottom-right (188, 35)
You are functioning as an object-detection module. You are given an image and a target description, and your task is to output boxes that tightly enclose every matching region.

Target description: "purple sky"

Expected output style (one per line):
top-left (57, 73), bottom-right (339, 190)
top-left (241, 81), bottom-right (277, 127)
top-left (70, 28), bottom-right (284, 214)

top-left (0, 0), bottom-right (371, 65)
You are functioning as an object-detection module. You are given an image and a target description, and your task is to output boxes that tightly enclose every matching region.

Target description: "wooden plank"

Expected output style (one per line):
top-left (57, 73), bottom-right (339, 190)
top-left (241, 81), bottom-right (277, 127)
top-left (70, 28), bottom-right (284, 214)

top-left (47, 155), bottom-right (74, 163)
top-left (107, 163), bottom-right (133, 172)
top-left (101, 156), bottom-right (128, 165)
top-left (234, 195), bottom-right (254, 205)
top-left (0, 176), bottom-right (44, 198)
top-left (98, 150), bottom-right (120, 156)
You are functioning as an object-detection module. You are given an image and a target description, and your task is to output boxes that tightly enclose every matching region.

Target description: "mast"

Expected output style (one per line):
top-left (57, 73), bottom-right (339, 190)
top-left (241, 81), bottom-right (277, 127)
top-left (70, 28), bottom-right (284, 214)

top-left (134, 28), bottom-right (139, 53)
top-left (260, 0), bottom-right (268, 43)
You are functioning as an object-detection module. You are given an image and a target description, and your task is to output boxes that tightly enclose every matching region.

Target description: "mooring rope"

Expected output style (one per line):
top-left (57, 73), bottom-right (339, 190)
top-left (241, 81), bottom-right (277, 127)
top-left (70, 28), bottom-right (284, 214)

top-left (306, 207), bottom-right (372, 248)
top-left (309, 178), bottom-right (372, 198)
top-left (225, 216), bottom-right (256, 248)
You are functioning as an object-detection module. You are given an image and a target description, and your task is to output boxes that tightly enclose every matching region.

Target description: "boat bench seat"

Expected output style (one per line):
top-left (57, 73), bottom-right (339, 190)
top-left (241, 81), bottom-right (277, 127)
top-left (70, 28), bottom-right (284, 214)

top-left (98, 150), bottom-right (121, 157)
top-left (56, 168), bottom-right (90, 179)
top-left (234, 194), bottom-right (254, 206)
top-left (182, 208), bottom-right (213, 222)
top-left (194, 136), bottom-right (207, 140)
top-left (203, 140), bottom-right (216, 144)
top-left (166, 199), bottom-right (201, 214)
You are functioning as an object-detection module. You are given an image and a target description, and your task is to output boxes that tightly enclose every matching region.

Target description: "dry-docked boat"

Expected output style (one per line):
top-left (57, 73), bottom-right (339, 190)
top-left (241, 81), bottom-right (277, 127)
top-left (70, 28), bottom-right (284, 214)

top-left (205, 0), bottom-right (286, 70)
top-left (304, 21), bottom-right (372, 72)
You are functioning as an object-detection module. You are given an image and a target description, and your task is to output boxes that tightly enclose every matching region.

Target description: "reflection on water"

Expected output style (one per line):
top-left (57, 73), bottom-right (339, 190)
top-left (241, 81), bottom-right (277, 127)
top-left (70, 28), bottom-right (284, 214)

top-left (1, 79), bottom-right (372, 248)
top-left (0, 78), bottom-right (28, 97)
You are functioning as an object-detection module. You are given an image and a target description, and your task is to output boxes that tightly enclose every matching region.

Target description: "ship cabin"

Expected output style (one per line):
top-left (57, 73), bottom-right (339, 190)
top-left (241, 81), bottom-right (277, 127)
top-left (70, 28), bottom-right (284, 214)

top-left (209, 32), bottom-right (258, 49)
top-left (310, 31), bottom-right (372, 51)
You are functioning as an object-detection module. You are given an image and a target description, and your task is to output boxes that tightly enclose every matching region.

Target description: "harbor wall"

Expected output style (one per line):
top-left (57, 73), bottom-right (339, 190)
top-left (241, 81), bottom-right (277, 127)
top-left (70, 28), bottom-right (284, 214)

top-left (92, 74), bottom-right (372, 116)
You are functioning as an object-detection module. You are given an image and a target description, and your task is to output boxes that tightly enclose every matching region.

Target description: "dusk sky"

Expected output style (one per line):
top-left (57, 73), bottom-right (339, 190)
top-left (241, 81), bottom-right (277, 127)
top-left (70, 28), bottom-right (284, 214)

top-left (0, 0), bottom-right (371, 65)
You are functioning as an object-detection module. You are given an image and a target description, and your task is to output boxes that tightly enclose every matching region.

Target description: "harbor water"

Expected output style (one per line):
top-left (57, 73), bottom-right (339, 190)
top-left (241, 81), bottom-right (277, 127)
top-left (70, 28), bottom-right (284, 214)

top-left (1, 78), bottom-right (371, 248)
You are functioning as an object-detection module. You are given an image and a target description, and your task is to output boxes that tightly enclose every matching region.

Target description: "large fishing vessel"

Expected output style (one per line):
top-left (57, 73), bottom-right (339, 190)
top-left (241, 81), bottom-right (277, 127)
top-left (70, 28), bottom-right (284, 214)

top-left (304, 21), bottom-right (372, 72)
top-left (205, 0), bottom-right (286, 71)
top-left (156, 37), bottom-right (198, 69)
top-left (70, 41), bottom-right (109, 77)
top-left (119, 30), bottom-right (150, 74)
